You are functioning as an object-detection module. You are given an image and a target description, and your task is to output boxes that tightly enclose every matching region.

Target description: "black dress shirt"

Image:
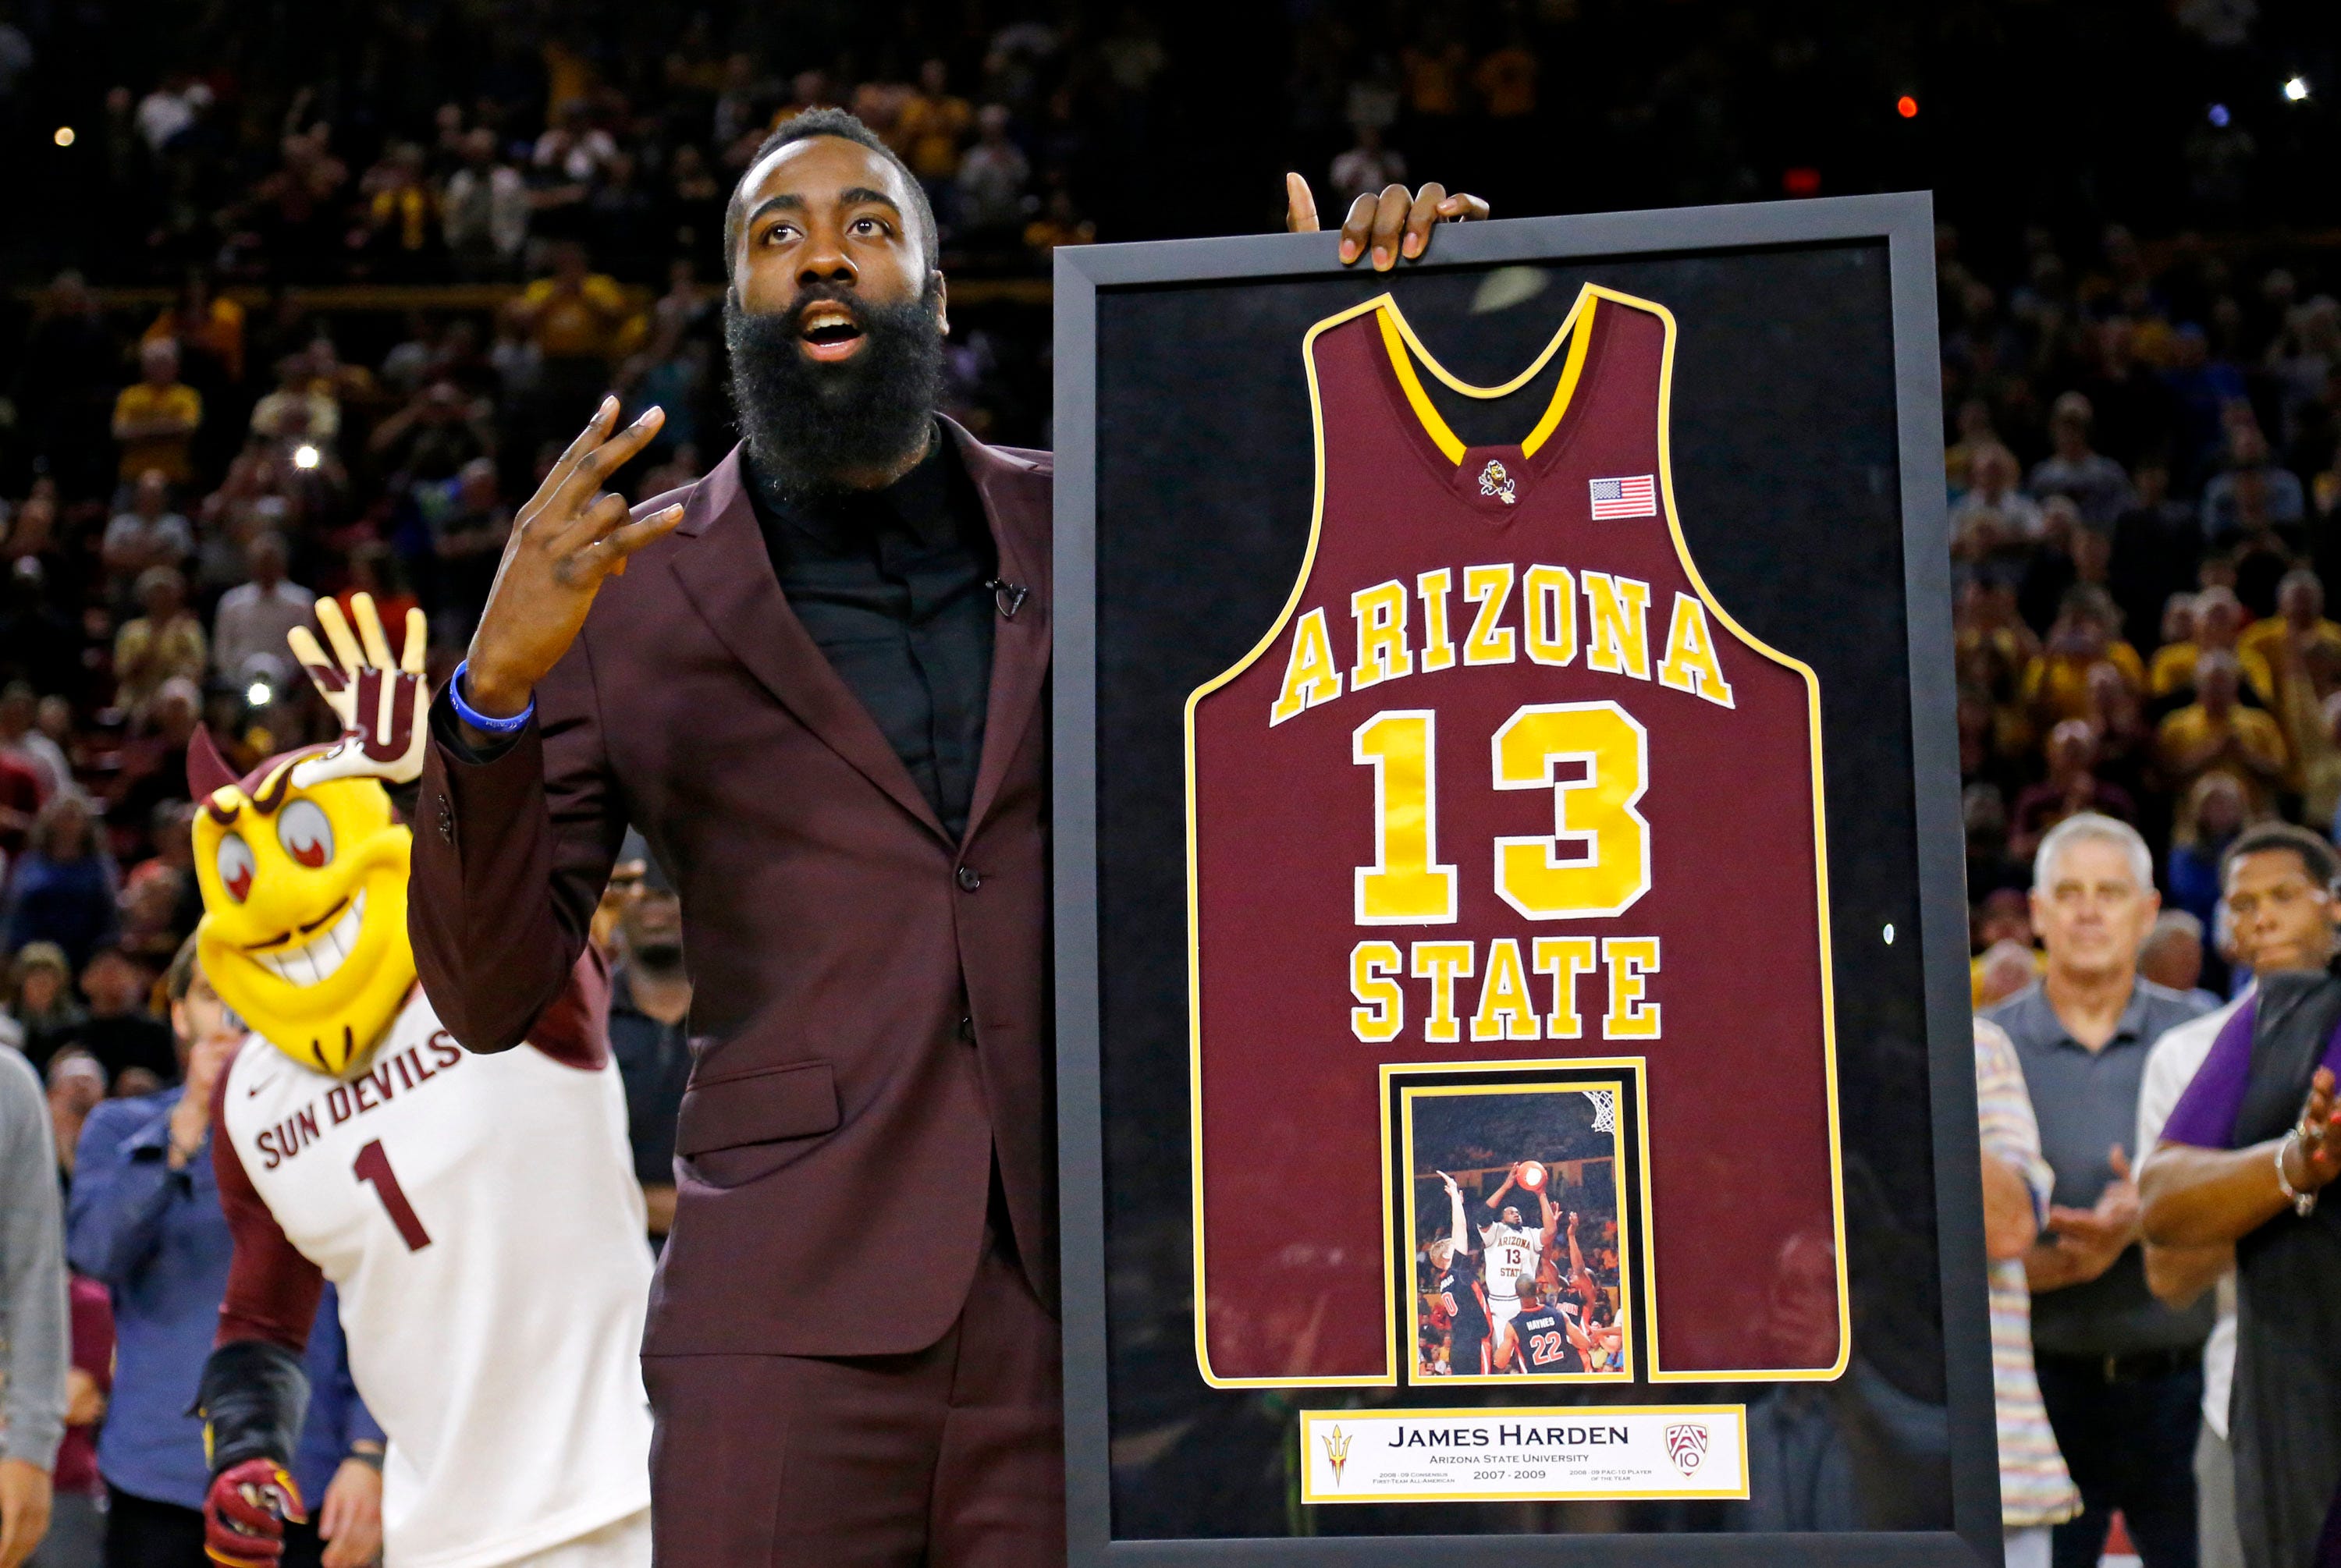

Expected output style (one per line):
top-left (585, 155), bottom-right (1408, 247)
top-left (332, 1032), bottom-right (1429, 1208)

top-left (745, 428), bottom-right (998, 841)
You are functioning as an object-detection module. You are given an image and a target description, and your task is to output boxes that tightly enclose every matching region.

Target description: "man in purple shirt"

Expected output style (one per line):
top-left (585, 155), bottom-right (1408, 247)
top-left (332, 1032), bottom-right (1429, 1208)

top-left (2141, 821), bottom-right (2341, 1568)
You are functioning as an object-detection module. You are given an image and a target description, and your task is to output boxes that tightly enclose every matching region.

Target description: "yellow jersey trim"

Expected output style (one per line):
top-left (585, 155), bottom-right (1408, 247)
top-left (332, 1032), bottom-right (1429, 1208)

top-left (1369, 286), bottom-right (1599, 463)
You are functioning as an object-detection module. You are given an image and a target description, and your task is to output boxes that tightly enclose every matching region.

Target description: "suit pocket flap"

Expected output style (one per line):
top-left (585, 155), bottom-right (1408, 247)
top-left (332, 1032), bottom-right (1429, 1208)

top-left (675, 1062), bottom-right (839, 1156)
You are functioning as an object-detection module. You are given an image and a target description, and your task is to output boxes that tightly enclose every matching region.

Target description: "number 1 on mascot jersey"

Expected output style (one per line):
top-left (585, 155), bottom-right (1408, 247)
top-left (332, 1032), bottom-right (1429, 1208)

top-left (190, 593), bottom-right (661, 1568)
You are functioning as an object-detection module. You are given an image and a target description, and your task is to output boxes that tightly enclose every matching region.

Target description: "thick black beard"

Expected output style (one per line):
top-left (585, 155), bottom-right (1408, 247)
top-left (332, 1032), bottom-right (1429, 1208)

top-left (724, 281), bottom-right (943, 501)
top-left (631, 940), bottom-right (687, 977)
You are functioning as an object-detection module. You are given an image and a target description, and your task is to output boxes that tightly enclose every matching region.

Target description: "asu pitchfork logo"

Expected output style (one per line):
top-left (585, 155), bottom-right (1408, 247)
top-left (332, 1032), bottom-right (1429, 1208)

top-left (1320, 1425), bottom-right (1354, 1486)
top-left (1664, 1423), bottom-right (1710, 1475)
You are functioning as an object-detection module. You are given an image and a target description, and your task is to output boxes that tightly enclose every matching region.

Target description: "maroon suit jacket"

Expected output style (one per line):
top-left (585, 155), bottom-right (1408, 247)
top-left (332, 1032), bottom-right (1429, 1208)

top-left (408, 424), bottom-right (1055, 1359)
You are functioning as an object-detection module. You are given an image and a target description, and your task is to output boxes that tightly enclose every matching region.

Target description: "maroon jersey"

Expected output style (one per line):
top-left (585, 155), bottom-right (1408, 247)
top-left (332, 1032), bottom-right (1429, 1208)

top-left (1185, 286), bottom-right (1846, 1386)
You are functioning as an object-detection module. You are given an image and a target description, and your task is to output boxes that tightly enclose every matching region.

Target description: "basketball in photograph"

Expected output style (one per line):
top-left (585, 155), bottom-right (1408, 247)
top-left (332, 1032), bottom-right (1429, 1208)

top-left (1514, 1160), bottom-right (1548, 1192)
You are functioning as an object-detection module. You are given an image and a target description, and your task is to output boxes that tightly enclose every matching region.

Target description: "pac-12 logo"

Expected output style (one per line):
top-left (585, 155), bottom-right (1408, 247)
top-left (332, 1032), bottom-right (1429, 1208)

top-left (1664, 1424), bottom-right (1710, 1475)
top-left (1320, 1424), bottom-right (1354, 1486)
top-left (1477, 459), bottom-right (1516, 505)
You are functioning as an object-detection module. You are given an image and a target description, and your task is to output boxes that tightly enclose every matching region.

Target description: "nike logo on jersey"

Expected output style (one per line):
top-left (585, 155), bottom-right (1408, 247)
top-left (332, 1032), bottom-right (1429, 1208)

top-left (1266, 559), bottom-right (1735, 728)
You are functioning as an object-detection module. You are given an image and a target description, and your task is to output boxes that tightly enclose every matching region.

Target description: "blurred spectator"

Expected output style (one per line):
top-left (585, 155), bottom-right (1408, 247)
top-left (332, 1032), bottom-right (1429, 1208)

top-left (332, 545), bottom-right (422, 667)
top-left (131, 74), bottom-right (208, 154)
top-left (2011, 719), bottom-right (2137, 863)
top-left (1330, 122), bottom-right (1407, 208)
top-left (1473, 26), bottom-right (1540, 120)
top-left (2236, 568), bottom-right (2341, 708)
top-left (897, 59), bottom-right (972, 190)
top-left (2, 800), bottom-right (119, 971)
top-left (2157, 652), bottom-right (2288, 811)
top-left (2023, 588), bottom-right (2145, 729)
top-left (955, 104), bottom-right (1031, 237)
top-left (99, 473), bottom-right (192, 594)
top-left (211, 534), bottom-right (314, 690)
top-left (38, 1273), bottom-right (112, 1568)
top-left (248, 349), bottom-right (343, 453)
top-left (1022, 186), bottom-right (1095, 254)
top-left (608, 836), bottom-right (690, 1248)
top-left (1975, 1017), bottom-right (2083, 1568)
top-left (43, 1052), bottom-right (104, 1191)
top-left (2030, 394), bottom-right (2136, 527)
top-left (0, 1038), bottom-right (66, 1568)
top-left (350, 141), bottom-right (435, 273)
top-left (417, 458), bottom-right (510, 641)
top-left (0, 686), bottom-right (69, 802)
top-left (142, 273), bottom-right (245, 392)
top-left (2151, 587), bottom-right (2265, 705)
top-left (109, 340), bottom-right (203, 490)
top-left (107, 679), bottom-right (198, 864)
top-left (2167, 772), bottom-right (2254, 941)
top-left (11, 948), bottom-right (85, 1077)
top-left (514, 241), bottom-right (633, 429)
top-left (440, 127), bottom-right (531, 278)
top-left (2202, 427), bottom-right (2307, 540)
top-left (1980, 938), bottom-right (2045, 1008)
top-left (66, 942), bottom-right (382, 1567)
top-left (2137, 911), bottom-right (2218, 1007)
top-left (1952, 443), bottom-right (2046, 540)
top-left (110, 568), bottom-right (204, 716)
top-left (62, 946), bottom-right (172, 1089)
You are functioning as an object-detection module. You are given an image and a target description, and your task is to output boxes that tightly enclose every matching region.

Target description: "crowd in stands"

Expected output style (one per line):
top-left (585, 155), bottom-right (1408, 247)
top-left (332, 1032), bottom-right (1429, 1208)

top-left (1948, 224), bottom-right (2341, 1006)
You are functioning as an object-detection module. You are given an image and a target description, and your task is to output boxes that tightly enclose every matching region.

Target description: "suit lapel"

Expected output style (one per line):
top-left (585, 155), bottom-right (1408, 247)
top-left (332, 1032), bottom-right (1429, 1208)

top-left (950, 420), bottom-right (1052, 846)
top-left (666, 449), bottom-right (951, 843)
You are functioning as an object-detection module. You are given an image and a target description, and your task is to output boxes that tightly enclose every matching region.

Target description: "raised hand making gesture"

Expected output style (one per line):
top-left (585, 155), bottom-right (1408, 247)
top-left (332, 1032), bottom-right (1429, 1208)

top-left (458, 397), bottom-right (685, 728)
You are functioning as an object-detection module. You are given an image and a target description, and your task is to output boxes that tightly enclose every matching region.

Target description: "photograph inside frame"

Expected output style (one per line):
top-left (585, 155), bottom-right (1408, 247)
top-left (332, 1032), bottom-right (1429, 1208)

top-left (1390, 1062), bottom-right (1648, 1390)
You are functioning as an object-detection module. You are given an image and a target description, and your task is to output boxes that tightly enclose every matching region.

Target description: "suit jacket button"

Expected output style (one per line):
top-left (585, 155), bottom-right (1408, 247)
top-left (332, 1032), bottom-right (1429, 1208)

top-left (957, 1014), bottom-right (975, 1042)
top-left (437, 804), bottom-right (454, 843)
top-left (956, 865), bottom-right (982, 892)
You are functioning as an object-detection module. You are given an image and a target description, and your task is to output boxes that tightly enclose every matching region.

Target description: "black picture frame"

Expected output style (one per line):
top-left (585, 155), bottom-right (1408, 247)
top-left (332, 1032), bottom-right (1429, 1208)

top-left (1050, 192), bottom-right (1994, 1566)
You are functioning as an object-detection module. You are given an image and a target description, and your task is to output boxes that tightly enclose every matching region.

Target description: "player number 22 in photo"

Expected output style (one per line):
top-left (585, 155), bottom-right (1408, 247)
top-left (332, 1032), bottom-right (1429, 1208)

top-left (1353, 698), bottom-right (1651, 924)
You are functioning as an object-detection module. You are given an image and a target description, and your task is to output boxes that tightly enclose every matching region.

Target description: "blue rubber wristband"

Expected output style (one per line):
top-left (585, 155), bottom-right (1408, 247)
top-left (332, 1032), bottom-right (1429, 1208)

top-left (448, 659), bottom-right (535, 735)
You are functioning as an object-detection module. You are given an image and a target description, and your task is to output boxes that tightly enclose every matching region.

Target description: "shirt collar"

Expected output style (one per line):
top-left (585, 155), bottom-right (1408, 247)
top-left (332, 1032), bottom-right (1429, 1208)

top-left (2017, 977), bottom-right (2156, 1052)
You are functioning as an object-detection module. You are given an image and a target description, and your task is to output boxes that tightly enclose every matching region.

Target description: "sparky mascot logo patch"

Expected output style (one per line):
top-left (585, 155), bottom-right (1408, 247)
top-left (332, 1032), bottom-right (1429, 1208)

top-left (190, 594), bottom-right (432, 1080)
top-left (1477, 458), bottom-right (1516, 506)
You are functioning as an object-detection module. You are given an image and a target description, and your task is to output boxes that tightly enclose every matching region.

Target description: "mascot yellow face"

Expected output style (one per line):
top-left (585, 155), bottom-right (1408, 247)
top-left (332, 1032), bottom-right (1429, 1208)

top-left (190, 751), bottom-right (414, 1078)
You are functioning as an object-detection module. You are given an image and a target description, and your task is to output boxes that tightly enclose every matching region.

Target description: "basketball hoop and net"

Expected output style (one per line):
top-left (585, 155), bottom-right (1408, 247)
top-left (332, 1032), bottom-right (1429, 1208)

top-left (1583, 1087), bottom-right (1617, 1134)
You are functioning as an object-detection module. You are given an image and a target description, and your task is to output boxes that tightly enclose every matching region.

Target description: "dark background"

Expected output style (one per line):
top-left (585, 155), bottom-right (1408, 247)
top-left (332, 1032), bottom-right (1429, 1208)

top-left (1091, 240), bottom-right (1951, 1539)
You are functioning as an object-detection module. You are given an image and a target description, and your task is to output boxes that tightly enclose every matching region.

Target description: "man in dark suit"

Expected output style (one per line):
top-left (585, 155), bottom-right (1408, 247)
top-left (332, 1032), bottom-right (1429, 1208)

top-left (408, 107), bottom-right (1485, 1566)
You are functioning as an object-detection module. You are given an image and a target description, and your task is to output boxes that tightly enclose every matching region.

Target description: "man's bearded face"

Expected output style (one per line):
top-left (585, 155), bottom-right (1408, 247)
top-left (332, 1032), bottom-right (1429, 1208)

top-left (724, 278), bottom-right (944, 498)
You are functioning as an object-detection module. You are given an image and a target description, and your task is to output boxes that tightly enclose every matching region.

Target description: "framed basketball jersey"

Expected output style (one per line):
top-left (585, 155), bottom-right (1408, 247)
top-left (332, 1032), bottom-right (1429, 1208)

top-left (1185, 284), bottom-right (1845, 1389)
top-left (1054, 196), bottom-right (1998, 1566)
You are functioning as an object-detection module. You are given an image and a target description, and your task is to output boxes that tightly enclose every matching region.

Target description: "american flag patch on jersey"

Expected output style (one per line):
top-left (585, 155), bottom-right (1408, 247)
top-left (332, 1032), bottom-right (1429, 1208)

top-left (1589, 474), bottom-right (1657, 519)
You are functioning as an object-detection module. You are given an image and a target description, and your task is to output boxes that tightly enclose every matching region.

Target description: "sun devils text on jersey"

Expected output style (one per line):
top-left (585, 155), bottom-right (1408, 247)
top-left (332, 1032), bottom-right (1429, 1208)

top-left (1185, 286), bottom-right (1847, 1386)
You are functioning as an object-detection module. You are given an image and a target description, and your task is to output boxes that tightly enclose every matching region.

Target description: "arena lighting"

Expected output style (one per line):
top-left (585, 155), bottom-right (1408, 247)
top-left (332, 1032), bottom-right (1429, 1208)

top-left (2285, 76), bottom-right (2311, 102)
top-left (293, 442), bottom-right (321, 470)
top-left (246, 680), bottom-right (273, 708)
top-left (52, 126), bottom-right (74, 147)
top-left (2210, 103), bottom-right (2232, 126)
top-left (1895, 95), bottom-right (1918, 119)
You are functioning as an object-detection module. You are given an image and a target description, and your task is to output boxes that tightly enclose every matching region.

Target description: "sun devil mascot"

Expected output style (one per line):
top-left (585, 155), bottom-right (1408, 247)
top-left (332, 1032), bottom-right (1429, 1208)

top-left (192, 596), bottom-right (655, 1568)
